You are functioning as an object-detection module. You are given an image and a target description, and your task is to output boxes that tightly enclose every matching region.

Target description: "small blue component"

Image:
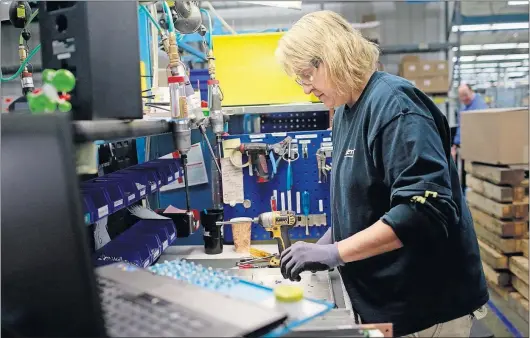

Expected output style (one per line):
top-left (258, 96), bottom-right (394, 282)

top-left (148, 259), bottom-right (239, 291)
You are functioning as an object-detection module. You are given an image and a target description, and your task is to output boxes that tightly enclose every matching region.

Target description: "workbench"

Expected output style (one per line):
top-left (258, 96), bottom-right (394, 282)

top-left (159, 245), bottom-right (392, 337)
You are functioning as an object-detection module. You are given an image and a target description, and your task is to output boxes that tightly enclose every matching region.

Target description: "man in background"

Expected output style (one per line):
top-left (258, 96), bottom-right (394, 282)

top-left (452, 84), bottom-right (489, 159)
top-left (452, 84), bottom-right (489, 192)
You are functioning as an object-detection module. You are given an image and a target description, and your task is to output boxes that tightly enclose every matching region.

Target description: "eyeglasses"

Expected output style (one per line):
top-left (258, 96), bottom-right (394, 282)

top-left (295, 59), bottom-right (321, 86)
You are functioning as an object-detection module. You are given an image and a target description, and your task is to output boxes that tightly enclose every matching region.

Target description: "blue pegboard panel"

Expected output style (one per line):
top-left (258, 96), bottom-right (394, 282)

top-left (260, 111), bottom-right (329, 133)
top-left (222, 130), bottom-right (332, 243)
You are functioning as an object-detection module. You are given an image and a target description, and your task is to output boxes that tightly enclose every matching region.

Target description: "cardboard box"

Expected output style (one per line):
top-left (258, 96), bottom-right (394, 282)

top-left (400, 60), bottom-right (448, 79)
top-left (400, 61), bottom-right (421, 78)
top-left (409, 76), bottom-right (449, 94)
top-left (460, 108), bottom-right (529, 165)
top-left (420, 60), bottom-right (449, 77)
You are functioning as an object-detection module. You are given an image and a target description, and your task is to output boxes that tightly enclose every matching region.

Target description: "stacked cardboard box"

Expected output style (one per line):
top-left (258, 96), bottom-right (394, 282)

top-left (465, 162), bottom-right (529, 321)
top-left (461, 107), bottom-right (529, 319)
top-left (398, 56), bottom-right (449, 94)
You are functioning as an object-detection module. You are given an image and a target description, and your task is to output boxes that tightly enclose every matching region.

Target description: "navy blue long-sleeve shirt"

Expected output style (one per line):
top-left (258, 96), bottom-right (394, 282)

top-left (331, 71), bottom-right (488, 336)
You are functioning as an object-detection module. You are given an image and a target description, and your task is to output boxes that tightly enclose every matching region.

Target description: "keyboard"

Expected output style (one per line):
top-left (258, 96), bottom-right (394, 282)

top-left (98, 277), bottom-right (209, 337)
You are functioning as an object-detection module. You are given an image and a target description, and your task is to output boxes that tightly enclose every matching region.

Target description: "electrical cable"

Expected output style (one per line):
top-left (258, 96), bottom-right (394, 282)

top-left (199, 8), bottom-right (213, 49)
top-left (1, 44), bottom-right (41, 82)
top-left (162, 2), bottom-right (175, 33)
top-left (140, 5), bottom-right (162, 33)
top-left (229, 151), bottom-right (249, 168)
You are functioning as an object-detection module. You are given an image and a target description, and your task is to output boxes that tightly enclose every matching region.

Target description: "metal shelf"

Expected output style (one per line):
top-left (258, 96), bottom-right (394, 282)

top-left (224, 103), bottom-right (328, 116)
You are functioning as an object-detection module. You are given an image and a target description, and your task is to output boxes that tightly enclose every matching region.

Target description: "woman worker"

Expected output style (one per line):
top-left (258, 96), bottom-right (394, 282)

top-left (276, 11), bottom-right (488, 337)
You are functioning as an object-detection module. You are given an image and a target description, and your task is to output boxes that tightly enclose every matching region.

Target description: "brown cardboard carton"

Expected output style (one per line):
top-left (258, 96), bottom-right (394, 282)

top-left (421, 60), bottom-right (449, 76)
top-left (460, 108), bottom-right (529, 165)
top-left (400, 61), bottom-right (421, 78)
top-left (409, 76), bottom-right (449, 94)
top-left (401, 55), bottom-right (420, 63)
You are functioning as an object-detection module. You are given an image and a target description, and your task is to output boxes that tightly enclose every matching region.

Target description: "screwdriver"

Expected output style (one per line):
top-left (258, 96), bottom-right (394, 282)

top-left (302, 190), bottom-right (310, 236)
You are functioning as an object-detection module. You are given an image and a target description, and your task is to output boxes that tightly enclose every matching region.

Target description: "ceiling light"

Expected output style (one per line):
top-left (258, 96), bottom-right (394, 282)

top-left (505, 54), bottom-right (530, 60)
top-left (453, 43), bottom-right (529, 51)
top-left (238, 1), bottom-right (302, 9)
top-left (455, 54), bottom-right (529, 62)
top-left (507, 71), bottom-right (526, 77)
top-left (452, 22), bottom-right (529, 32)
top-left (508, 1), bottom-right (529, 5)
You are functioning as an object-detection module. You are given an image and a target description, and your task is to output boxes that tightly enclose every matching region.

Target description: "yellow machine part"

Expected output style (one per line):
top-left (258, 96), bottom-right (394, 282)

top-left (212, 32), bottom-right (319, 106)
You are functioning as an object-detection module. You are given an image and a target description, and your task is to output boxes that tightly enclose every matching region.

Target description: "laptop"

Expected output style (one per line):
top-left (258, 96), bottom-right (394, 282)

top-left (1, 113), bottom-right (288, 337)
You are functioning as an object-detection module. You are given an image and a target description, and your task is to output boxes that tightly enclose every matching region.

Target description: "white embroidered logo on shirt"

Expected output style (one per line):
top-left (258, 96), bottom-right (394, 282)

top-left (344, 149), bottom-right (355, 158)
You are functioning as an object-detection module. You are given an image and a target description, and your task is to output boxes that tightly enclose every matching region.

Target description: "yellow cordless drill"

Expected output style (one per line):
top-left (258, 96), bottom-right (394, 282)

top-left (253, 211), bottom-right (297, 267)
top-left (217, 210), bottom-right (297, 267)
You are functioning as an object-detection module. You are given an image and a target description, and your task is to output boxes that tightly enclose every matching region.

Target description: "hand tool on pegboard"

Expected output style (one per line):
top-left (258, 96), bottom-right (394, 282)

top-left (221, 130), bottom-right (333, 243)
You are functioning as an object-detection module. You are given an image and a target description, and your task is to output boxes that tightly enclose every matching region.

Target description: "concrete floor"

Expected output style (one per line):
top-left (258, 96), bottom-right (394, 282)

top-left (480, 288), bottom-right (529, 338)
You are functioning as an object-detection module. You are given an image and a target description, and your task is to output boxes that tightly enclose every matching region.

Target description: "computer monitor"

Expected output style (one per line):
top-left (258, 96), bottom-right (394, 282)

top-left (1, 113), bottom-right (106, 336)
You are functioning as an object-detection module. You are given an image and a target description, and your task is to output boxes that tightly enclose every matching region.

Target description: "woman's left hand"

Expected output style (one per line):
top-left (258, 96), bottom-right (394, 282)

top-left (280, 241), bottom-right (343, 281)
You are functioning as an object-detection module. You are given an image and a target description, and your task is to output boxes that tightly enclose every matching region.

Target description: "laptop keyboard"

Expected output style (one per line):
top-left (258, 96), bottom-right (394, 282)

top-left (98, 277), bottom-right (209, 337)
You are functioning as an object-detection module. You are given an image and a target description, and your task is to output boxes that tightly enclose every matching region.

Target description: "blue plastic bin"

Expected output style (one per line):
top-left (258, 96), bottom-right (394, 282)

top-left (135, 220), bottom-right (170, 251)
top-left (141, 220), bottom-right (177, 245)
top-left (94, 242), bottom-right (149, 268)
top-left (105, 173), bottom-right (147, 200)
top-left (82, 180), bottom-right (126, 213)
top-left (80, 187), bottom-right (111, 221)
top-left (82, 194), bottom-right (95, 225)
top-left (126, 166), bottom-right (165, 190)
top-left (114, 230), bottom-right (162, 264)
top-left (137, 162), bottom-right (175, 186)
top-left (92, 175), bottom-right (140, 206)
top-left (149, 159), bottom-right (182, 181)
top-left (118, 169), bottom-right (158, 194)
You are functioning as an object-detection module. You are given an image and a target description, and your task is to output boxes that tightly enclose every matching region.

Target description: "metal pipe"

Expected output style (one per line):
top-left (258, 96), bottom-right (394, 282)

top-left (72, 120), bottom-right (171, 143)
top-left (199, 125), bottom-right (222, 174)
top-left (181, 154), bottom-right (191, 211)
top-left (203, 1), bottom-right (237, 35)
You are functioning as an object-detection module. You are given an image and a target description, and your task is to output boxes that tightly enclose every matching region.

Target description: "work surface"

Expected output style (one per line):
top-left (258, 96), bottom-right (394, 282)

top-left (158, 245), bottom-right (376, 336)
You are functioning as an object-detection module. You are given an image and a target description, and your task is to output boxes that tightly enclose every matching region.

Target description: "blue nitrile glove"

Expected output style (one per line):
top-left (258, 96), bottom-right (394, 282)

top-left (316, 228), bottom-right (333, 245)
top-left (280, 241), bottom-right (344, 281)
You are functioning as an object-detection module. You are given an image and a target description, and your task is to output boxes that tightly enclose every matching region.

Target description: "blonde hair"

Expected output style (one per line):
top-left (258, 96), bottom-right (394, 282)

top-left (275, 10), bottom-right (380, 96)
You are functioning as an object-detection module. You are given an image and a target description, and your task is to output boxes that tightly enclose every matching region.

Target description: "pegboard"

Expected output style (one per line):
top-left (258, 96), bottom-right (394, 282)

top-left (259, 111), bottom-right (329, 133)
top-left (222, 130), bottom-right (332, 243)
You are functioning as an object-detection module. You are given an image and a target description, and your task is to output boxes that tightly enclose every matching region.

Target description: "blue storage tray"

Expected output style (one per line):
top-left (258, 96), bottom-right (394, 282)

top-left (135, 220), bottom-right (171, 251)
top-left (140, 162), bottom-right (175, 185)
top-left (222, 130), bottom-right (332, 242)
top-left (95, 242), bottom-right (150, 268)
top-left (149, 159), bottom-right (182, 181)
top-left (139, 220), bottom-right (177, 245)
top-left (82, 194), bottom-right (95, 225)
top-left (82, 180), bottom-right (126, 213)
top-left (81, 187), bottom-right (111, 222)
top-left (130, 165), bottom-right (167, 187)
top-left (106, 173), bottom-right (147, 200)
top-left (119, 169), bottom-right (158, 194)
top-left (93, 176), bottom-right (141, 206)
top-left (115, 230), bottom-right (162, 264)
top-left (149, 259), bottom-right (334, 337)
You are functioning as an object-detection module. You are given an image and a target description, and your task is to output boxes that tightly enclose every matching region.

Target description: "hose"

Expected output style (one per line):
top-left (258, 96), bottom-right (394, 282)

top-left (19, 8), bottom-right (39, 45)
top-left (162, 1), bottom-right (175, 33)
top-left (1, 44), bottom-right (41, 82)
top-left (140, 5), bottom-right (162, 33)
top-left (200, 8), bottom-right (213, 49)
